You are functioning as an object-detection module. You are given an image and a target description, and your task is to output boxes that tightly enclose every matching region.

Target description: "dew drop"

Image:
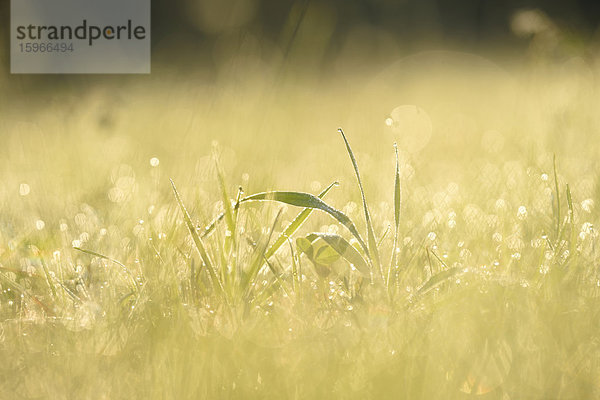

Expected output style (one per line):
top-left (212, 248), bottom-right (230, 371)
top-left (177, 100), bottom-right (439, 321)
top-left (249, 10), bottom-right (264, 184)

top-left (19, 183), bottom-right (31, 196)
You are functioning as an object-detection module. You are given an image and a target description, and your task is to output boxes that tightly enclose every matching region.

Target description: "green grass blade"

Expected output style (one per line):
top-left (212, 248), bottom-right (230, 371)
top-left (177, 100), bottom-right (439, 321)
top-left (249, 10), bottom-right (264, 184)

top-left (338, 128), bottom-right (381, 277)
top-left (200, 211), bottom-right (226, 238)
top-left (200, 197), bottom-right (241, 239)
top-left (233, 186), bottom-right (243, 222)
top-left (40, 257), bottom-right (57, 299)
top-left (242, 190), bottom-right (369, 256)
top-left (416, 267), bottom-right (461, 296)
top-left (566, 183), bottom-right (574, 223)
top-left (566, 183), bottom-right (577, 265)
top-left (262, 255), bottom-right (292, 298)
top-left (215, 158), bottom-right (236, 250)
top-left (305, 233), bottom-right (370, 276)
top-left (553, 154), bottom-right (561, 238)
top-left (73, 247), bottom-right (127, 269)
top-left (393, 143), bottom-right (402, 230)
top-left (388, 143), bottom-right (402, 285)
top-left (265, 181), bottom-right (338, 260)
top-left (242, 209), bottom-right (283, 297)
top-left (170, 179), bottom-right (225, 297)
top-left (287, 237), bottom-right (300, 293)
top-left (378, 225), bottom-right (391, 248)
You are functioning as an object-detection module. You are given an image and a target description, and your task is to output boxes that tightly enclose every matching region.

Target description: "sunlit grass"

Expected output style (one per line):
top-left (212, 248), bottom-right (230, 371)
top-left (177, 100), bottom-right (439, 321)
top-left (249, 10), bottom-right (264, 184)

top-left (1, 53), bottom-right (600, 399)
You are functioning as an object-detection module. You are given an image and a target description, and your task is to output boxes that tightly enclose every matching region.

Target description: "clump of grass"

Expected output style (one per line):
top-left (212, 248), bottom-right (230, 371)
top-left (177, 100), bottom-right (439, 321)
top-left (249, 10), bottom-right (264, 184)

top-left (165, 129), bottom-right (462, 323)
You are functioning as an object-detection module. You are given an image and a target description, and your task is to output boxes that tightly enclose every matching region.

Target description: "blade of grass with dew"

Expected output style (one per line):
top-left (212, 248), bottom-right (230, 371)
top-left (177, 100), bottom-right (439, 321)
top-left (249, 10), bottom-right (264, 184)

top-left (305, 233), bottom-right (370, 276)
top-left (566, 184), bottom-right (576, 253)
top-left (265, 181), bottom-right (338, 260)
top-left (215, 157), bottom-right (237, 253)
top-left (230, 187), bottom-right (244, 291)
top-left (233, 186), bottom-right (243, 224)
top-left (416, 267), bottom-right (461, 296)
top-left (566, 183), bottom-right (574, 224)
top-left (338, 128), bottom-right (381, 279)
top-left (430, 248), bottom-right (449, 270)
top-left (214, 162), bottom-right (236, 295)
top-left (262, 255), bottom-right (292, 298)
top-left (388, 143), bottom-right (402, 286)
top-left (287, 237), bottom-right (299, 293)
top-left (378, 225), bottom-right (391, 248)
top-left (550, 183), bottom-right (575, 267)
top-left (565, 183), bottom-right (579, 277)
top-left (553, 154), bottom-right (561, 239)
top-left (32, 249), bottom-right (58, 299)
top-left (200, 200), bottom-right (241, 239)
top-left (241, 191), bottom-right (369, 257)
top-left (242, 209), bottom-right (283, 298)
top-left (170, 179), bottom-right (226, 298)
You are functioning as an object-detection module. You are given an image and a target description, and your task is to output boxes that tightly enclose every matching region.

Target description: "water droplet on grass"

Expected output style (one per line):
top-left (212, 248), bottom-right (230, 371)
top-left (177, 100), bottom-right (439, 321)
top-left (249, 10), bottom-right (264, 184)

top-left (517, 206), bottom-right (528, 220)
top-left (19, 183), bottom-right (30, 196)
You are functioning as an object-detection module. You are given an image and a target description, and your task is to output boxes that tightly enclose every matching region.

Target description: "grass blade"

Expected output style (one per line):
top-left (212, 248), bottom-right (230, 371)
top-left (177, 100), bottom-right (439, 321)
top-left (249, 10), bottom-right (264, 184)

top-left (242, 209), bottom-right (283, 297)
top-left (553, 154), bottom-right (561, 238)
top-left (416, 267), bottom-right (461, 296)
top-left (338, 128), bottom-right (381, 278)
top-left (566, 183), bottom-right (577, 266)
top-left (215, 157), bottom-right (237, 251)
top-left (170, 179), bottom-right (225, 297)
top-left (566, 183), bottom-right (574, 224)
top-left (388, 143), bottom-right (402, 285)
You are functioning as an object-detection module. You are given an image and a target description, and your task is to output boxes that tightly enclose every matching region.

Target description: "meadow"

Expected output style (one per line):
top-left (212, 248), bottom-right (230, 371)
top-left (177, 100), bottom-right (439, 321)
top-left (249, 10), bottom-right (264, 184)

top-left (1, 51), bottom-right (600, 399)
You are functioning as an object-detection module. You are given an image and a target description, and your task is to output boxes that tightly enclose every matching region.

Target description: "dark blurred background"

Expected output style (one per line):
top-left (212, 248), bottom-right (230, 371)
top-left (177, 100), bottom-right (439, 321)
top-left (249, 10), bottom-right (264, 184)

top-left (1, 0), bottom-right (599, 89)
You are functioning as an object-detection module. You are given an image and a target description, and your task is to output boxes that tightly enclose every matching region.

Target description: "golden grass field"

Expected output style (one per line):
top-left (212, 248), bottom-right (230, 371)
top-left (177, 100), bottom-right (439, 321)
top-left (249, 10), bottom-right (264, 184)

top-left (1, 50), bottom-right (600, 398)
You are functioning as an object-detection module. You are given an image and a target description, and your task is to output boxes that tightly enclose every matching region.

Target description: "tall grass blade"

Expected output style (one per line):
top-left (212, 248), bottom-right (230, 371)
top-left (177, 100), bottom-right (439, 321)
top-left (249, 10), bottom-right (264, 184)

top-left (566, 183), bottom-right (574, 223)
top-left (416, 267), bottom-right (460, 296)
top-left (287, 237), bottom-right (300, 293)
top-left (566, 183), bottom-right (577, 265)
top-left (388, 143), bottom-right (402, 285)
top-left (265, 181), bottom-right (338, 260)
top-left (338, 128), bottom-right (381, 278)
top-left (215, 158), bottom-right (237, 251)
top-left (262, 255), bottom-right (292, 298)
top-left (553, 154), bottom-right (561, 238)
top-left (242, 209), bottom-right (283, 297)
top-left (170, 179), bottom-right (225, 297)
top-left (40, 257), bottom-right (57, 299)
top-left (430, 248), bottom-right (449, 269)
